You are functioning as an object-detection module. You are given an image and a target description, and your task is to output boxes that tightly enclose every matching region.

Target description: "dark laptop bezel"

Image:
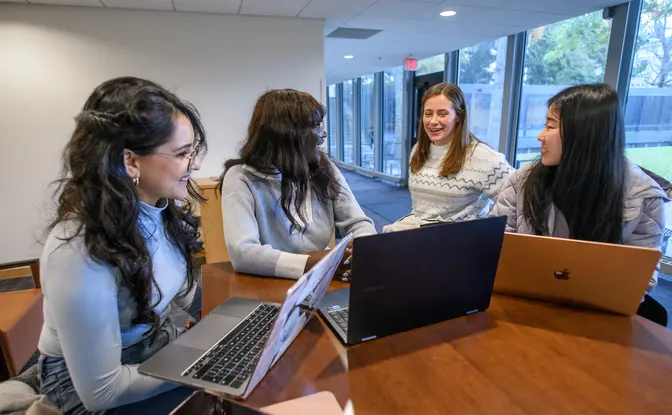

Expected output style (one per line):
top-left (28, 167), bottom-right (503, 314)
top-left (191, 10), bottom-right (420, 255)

top-left (320, 216), bottom-right (506, 345)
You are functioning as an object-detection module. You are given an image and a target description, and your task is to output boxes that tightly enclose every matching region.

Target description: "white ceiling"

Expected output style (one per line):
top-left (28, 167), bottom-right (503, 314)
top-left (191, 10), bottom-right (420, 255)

top-left (3, 0), bottom-right (623, 83)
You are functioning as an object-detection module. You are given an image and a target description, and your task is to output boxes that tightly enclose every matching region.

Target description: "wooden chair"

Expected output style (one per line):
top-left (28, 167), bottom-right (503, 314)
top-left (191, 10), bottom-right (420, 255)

top-left (0, 259), bottom-right (43, 381)
top-left (194, 178), bottom-right (229, 265)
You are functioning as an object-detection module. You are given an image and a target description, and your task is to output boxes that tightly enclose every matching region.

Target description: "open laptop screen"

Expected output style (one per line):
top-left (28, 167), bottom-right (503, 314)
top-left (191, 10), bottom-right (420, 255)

top-left (243, 235), bottom-right (352, 397)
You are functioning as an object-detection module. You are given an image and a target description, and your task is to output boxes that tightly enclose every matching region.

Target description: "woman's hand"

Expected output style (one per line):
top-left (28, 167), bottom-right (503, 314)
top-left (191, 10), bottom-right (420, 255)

top-left (305, 241), bottom-right (353, 281)
top-left (341, 241), bottom-right (353, 281)
top-left (304, 250), bottom-right (330, 272)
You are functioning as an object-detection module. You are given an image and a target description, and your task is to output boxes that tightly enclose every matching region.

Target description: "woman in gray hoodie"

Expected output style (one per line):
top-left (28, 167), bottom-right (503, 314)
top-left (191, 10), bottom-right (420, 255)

top-left (492, 84), bottom-right (669, 294)
top-left (218, 89), bottom-right (376, 280)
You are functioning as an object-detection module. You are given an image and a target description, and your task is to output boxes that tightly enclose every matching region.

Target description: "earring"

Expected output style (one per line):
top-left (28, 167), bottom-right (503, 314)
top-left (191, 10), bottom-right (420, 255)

top-left (133, 176), bottom-right (139, 187)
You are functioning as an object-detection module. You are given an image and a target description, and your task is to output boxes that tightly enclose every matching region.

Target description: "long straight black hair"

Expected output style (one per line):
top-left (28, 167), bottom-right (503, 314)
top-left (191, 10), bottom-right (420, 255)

top-left (522, 83), bottom-right (626, 243)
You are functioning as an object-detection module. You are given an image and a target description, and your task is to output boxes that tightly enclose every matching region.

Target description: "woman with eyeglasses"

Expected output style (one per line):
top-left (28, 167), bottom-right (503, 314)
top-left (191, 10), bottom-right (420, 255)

top-left (219, 89), bottom-right (376, 280)
top-left (38, 77), bottom-right (206, 413)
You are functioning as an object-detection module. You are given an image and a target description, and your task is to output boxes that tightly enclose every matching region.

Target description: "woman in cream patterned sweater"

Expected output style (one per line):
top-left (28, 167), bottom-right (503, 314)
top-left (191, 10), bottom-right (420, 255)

top-left (384, 83), bottom-right (513, 232)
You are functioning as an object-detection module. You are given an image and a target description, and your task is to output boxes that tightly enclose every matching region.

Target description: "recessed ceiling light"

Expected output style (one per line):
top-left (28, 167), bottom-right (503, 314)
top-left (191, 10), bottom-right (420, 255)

top-left (440, 10), bottom-right (457, 17)
top-left (344, 55), bottom-right (354, 59)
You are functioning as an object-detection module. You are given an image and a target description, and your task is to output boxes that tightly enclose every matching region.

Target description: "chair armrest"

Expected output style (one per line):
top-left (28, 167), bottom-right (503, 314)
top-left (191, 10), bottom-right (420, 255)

top-left (0, 259), bottom-right (40, 289)
top-left (0, 259), bottom-right (39, 270)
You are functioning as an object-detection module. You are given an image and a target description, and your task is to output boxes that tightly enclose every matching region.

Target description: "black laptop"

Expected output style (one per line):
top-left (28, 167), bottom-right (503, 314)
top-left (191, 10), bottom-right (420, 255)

top-left (318, 216), bottom-right (506, 345)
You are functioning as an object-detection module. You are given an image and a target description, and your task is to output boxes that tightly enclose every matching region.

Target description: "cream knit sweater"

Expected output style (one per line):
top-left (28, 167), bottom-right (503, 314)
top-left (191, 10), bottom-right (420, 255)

top-left (385, 141), bottom-right (513, 232)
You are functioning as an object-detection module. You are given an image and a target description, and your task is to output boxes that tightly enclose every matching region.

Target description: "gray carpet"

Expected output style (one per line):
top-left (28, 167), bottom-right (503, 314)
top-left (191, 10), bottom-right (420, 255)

top-left (0, 276), bottom-right (34, 292)
top-left (340, 168), bottom-right (412, 227)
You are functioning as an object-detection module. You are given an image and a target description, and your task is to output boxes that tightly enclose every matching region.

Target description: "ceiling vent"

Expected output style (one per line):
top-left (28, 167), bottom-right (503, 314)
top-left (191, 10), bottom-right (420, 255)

top-left (327, 28), bottom-right (382, 40)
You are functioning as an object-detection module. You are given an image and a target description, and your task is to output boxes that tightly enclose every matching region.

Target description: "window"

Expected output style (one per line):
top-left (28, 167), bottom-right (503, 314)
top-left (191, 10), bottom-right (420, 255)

top-left (417, 54), bottom-right (445, 76)
top-left (515, 11), bottom-right (612, 167)
top-left (625, 0), bottom-right (672, 257)
top-left (342, 80), bottom-right (355, 164)
top-left (383, 67), bottom-right (404, 177)
top-left (625, 0), bottom-right (672, 182)
top-left (458, 37), bottom-right (508, 149)
top-left (360, 74), bottom-right (376, 170)
top-left (327, 84), bottom-right (338, 157)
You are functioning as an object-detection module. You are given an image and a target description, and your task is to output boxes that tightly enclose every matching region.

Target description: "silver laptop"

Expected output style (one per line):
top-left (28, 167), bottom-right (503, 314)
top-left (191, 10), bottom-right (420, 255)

top-left (139, 235), bottom-right (352, 399)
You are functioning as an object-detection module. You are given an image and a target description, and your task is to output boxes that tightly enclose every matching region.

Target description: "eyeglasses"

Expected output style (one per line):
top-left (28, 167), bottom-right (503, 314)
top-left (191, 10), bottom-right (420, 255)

top-left (314, 123), bottom-right (327, 139)
top-left (154, 146), bottom-right (200, 172)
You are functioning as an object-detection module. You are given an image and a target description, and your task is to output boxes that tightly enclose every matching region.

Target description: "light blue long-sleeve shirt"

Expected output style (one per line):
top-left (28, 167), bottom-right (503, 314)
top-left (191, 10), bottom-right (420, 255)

top-left (38, 200), bottom-right (195, 411)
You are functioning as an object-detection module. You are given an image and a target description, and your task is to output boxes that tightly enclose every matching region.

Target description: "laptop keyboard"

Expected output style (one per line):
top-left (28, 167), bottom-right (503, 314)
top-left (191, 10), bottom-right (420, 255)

top-left (328, 308), bottom-right (349, 331)
top-left (183, 303), bottom-right (279, 389)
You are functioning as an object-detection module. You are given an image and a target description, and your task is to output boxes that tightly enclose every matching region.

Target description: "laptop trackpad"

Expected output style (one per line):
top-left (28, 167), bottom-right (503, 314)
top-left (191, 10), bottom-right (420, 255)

top-left (174, 314), bottom-right (241, 351)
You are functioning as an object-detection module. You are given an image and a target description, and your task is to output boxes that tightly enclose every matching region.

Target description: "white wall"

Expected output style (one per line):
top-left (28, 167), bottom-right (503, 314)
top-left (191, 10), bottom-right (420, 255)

top-left (0, 4), bottom-right (324, 263)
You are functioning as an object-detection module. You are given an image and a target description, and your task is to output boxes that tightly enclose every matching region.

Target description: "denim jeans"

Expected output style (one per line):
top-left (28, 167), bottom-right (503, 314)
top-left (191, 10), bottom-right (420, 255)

top-left (39, 313), bottom-right (196, 415)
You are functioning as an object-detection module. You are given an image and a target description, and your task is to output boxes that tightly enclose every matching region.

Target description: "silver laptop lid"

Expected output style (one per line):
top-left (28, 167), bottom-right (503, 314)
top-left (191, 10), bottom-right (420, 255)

top-left (242, 234), bottom-right (352, 398)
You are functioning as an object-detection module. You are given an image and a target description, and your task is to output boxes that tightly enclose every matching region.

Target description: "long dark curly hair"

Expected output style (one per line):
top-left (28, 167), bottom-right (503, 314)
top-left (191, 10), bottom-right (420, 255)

top-left (218, 88), bottom-right (341, 233)
top-left (49, 76), bottom-right (207, 335)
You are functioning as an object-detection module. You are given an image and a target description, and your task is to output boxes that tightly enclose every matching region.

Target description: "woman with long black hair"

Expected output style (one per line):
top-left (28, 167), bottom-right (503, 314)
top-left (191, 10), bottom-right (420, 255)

top-left (493, 84), bottom-right (668, 304)
top-left (219, 89), bottom-right (376, 280)
top-left (38, 77), bottom-right (207, 413)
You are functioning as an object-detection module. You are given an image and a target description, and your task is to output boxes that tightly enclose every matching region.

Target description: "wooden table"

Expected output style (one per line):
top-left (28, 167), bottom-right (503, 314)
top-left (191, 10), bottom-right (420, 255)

top-left (202, 262), bottom-right (672, 414)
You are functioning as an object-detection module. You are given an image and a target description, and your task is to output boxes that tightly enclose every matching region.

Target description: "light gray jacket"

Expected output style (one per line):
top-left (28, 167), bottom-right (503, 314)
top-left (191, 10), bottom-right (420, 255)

top-left (492, 160), bottom-right (669, 290)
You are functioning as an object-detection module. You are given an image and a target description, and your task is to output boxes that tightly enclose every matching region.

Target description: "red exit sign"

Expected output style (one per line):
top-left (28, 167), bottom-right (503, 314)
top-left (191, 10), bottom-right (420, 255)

top-left (405, 58), bottom-right (418, 71)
